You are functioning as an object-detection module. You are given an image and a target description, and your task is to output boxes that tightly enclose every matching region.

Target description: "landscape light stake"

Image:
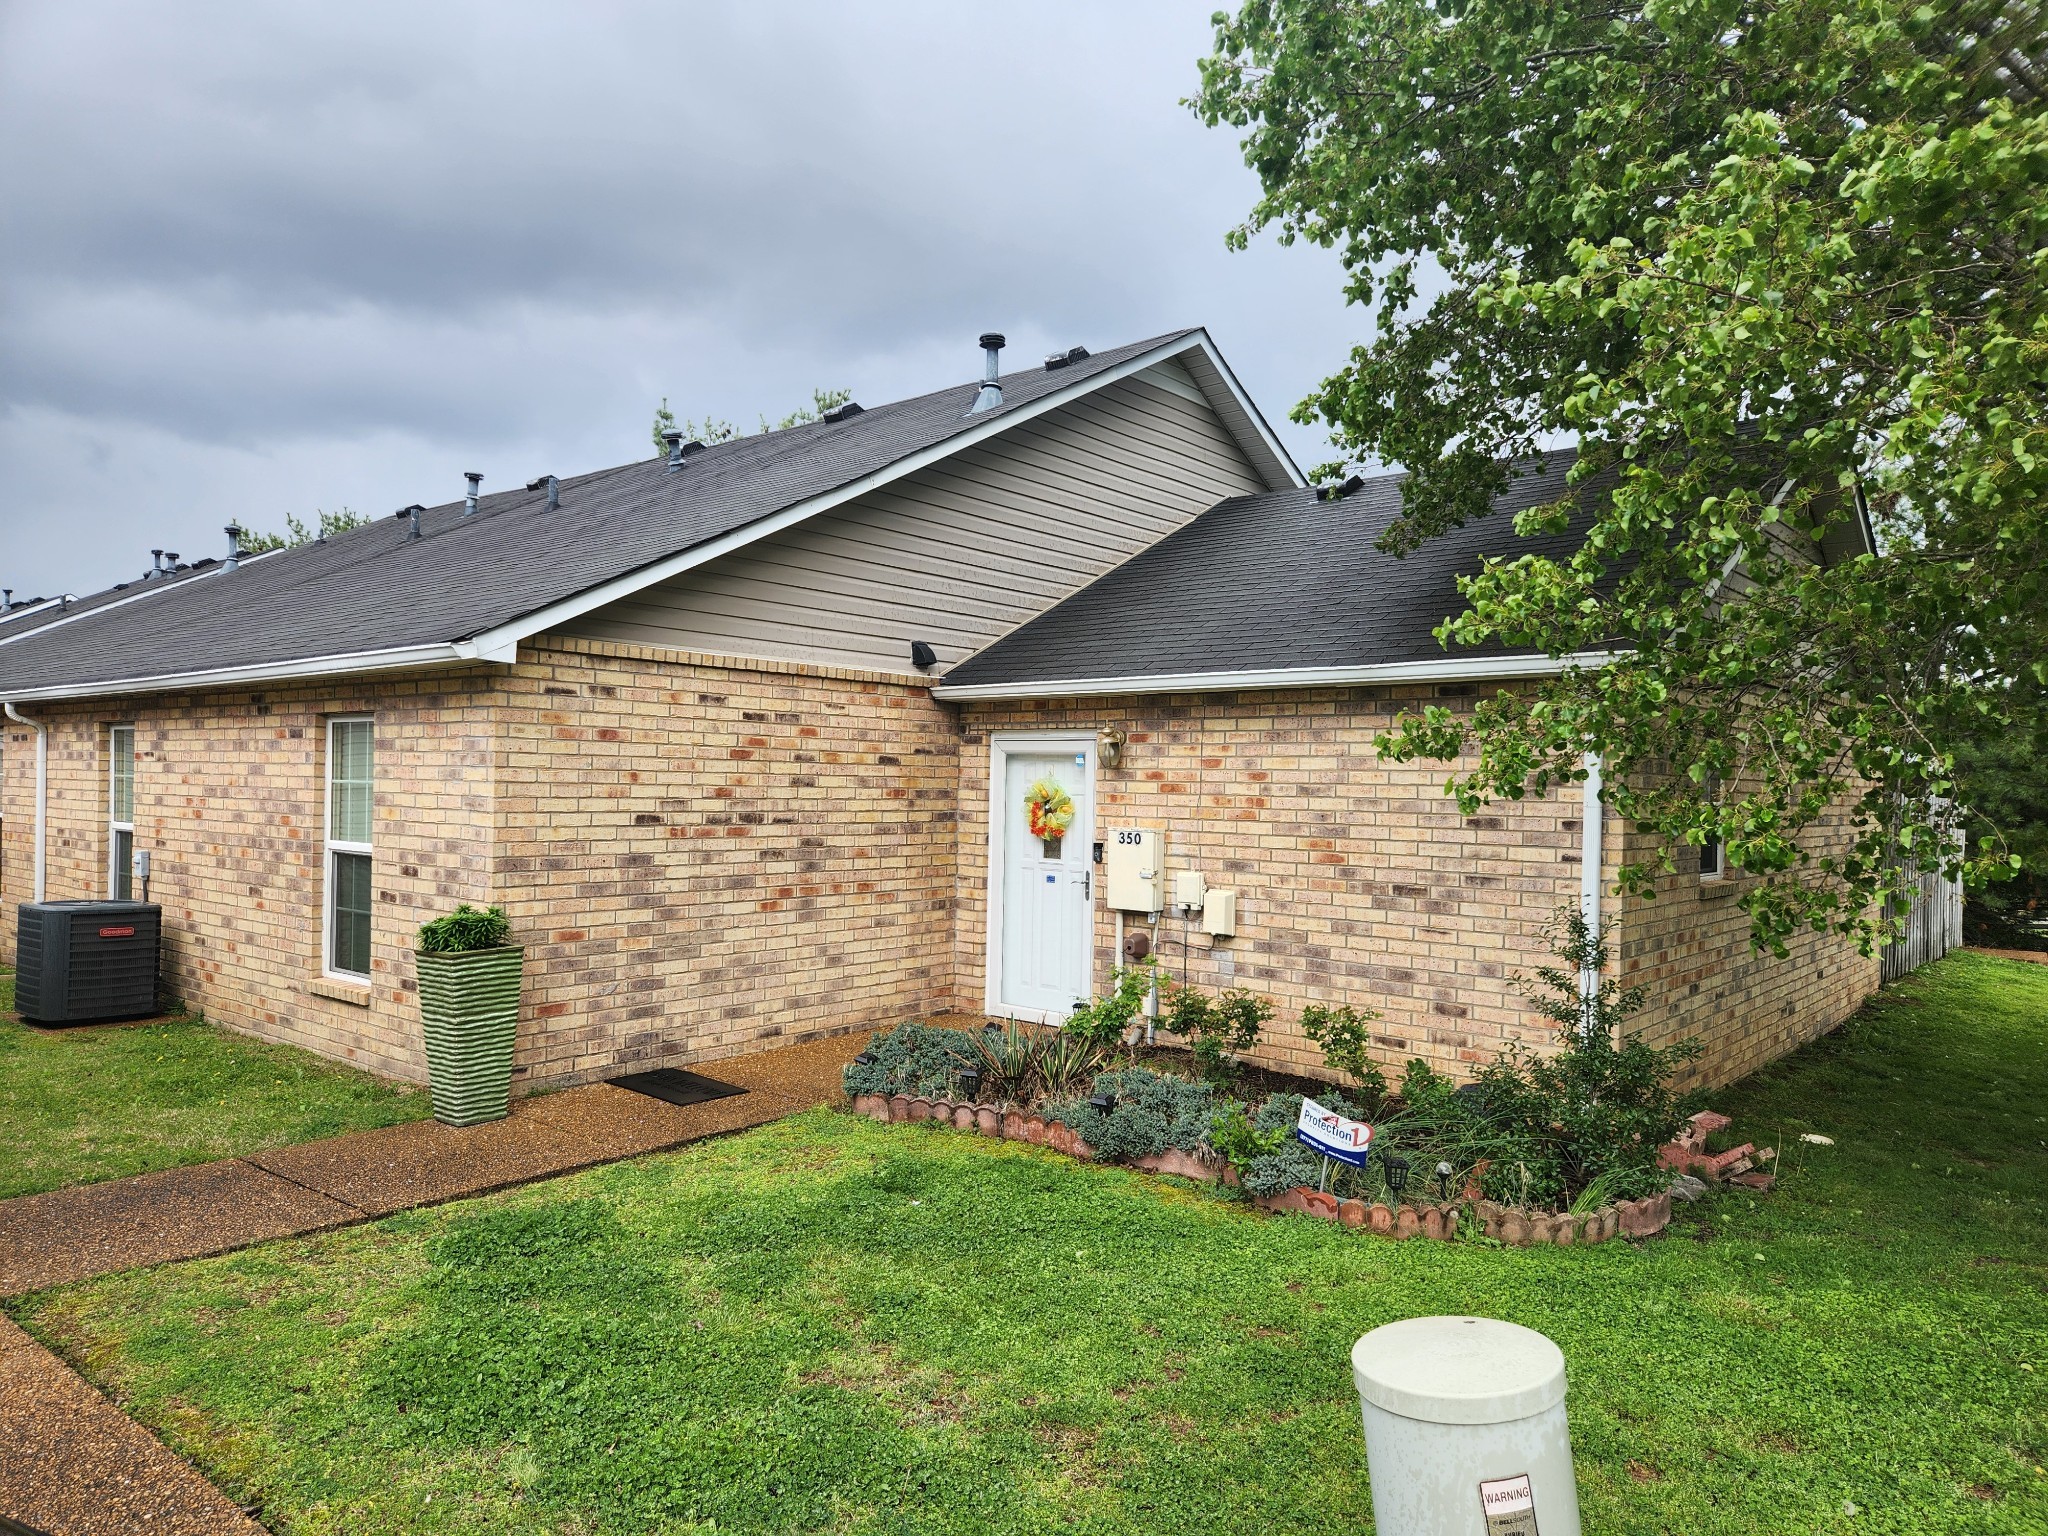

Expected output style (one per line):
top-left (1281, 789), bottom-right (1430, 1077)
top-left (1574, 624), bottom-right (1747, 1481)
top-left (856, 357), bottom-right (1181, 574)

top-left (1384, 1154), bottom-right (1410, 1201)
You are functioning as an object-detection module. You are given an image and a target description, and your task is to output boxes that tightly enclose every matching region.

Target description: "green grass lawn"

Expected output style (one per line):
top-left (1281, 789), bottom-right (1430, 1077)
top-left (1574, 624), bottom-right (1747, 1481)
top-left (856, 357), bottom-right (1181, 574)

top-left (0, 968), bottom-right (430, 1199)
top-left (9, 952), bottom-right (2046, 1534)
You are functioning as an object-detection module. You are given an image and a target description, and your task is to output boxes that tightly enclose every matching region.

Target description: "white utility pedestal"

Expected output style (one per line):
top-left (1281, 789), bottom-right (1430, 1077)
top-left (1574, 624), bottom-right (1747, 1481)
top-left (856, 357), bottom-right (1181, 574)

top-left (1351, 1316), bottom-right (1580, 1536)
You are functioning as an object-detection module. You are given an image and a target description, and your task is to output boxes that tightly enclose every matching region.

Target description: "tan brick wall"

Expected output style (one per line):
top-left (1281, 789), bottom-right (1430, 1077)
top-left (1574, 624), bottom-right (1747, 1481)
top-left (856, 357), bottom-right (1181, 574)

top-left (488, 637), bottom-right (958, 1083)
top-left (1, 671), bottom-right (497, 1080)
top-left (2, 643), bottom-right (1875, 1095)
top-left (1616, 821), bottom-right (1879, 1091)
top-left (954, 686), bottom-right (1597, 1083)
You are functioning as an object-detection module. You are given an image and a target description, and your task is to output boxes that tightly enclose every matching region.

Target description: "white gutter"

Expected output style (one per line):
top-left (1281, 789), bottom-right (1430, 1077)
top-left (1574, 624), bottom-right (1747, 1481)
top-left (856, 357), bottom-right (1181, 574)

top-left (0, 638), bottom-right (514, 706)
top-left (3, 702), bottom-right (47, 902)
top-left (1579, 749), bottom-right (1605, 1027)
top-left (464, 331), bottom-right (1300, 662)
top-left (932, 650), bottom-right (1621, 702)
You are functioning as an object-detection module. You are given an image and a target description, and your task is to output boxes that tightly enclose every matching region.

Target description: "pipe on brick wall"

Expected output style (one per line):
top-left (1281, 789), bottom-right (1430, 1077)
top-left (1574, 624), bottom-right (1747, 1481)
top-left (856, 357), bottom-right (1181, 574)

top-left (3, 701), bottom-right (47, 902)
top-left (1578, 750), bottom-right (1604, 1032)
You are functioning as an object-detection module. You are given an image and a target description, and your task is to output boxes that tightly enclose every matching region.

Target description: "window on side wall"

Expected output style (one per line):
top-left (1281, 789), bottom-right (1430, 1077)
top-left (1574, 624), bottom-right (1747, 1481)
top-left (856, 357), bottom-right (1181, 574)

top-left (1699, 773), bottom-right (1725, 883)
top-left (108, 725), bottom-right (135, 899)
top-left (326, 717), bottom-right (375, 979)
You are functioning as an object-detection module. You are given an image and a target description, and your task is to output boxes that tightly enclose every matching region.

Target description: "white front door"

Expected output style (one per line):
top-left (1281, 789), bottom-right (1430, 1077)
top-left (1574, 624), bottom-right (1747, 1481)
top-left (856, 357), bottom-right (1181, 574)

top-left (993, 742), bottom-right (1095, 1021)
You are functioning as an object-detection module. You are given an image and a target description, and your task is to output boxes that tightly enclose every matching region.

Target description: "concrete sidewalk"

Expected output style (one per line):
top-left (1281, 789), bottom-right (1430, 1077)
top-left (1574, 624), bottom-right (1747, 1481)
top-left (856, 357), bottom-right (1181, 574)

top-left (0, 1031), bottom-right (865, 1297)
top-left (0, 1029), bottom-right (868, 1536)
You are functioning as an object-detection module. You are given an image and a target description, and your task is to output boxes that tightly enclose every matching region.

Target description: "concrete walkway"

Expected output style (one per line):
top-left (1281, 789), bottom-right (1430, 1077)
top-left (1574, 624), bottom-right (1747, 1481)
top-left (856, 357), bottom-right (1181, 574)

top-left (0, 1030), bottom-right (868, 1535)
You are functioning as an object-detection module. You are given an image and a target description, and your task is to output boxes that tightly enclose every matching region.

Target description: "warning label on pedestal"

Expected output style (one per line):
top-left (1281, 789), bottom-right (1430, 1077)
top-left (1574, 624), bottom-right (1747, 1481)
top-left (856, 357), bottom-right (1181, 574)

top-left (1479, 1472), bottom-right (1539, 1535)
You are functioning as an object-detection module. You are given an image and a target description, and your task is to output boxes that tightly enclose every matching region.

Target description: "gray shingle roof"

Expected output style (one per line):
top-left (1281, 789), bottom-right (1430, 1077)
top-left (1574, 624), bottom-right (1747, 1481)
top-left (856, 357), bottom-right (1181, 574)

top-left (0, 330), bottom-right (1249, 699)
top-left (936, 450), bottom-right (1605, 692)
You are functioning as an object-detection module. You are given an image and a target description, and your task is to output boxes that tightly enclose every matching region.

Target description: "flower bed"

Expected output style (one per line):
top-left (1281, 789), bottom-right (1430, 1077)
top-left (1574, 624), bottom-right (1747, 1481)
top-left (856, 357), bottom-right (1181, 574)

top-left (843, 911), bottom-right (1724, 1248)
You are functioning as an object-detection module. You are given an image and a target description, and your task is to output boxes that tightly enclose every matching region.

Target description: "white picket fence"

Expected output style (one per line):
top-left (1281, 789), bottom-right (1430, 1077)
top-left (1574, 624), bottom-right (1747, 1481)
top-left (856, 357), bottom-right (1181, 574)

top-left (1881, 862), bottom-right (1965, 983)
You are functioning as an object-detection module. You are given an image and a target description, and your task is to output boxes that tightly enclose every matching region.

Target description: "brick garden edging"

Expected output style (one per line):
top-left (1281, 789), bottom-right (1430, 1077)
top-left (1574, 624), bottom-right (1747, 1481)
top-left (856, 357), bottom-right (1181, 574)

top-left (1253, 1186), bottom-right (1463, 1240)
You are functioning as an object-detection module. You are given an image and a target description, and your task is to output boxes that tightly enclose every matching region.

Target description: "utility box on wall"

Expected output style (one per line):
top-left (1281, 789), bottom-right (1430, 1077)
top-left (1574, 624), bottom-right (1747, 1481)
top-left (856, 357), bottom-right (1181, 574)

top-left (1103, 828), bottom-right (1163, 913)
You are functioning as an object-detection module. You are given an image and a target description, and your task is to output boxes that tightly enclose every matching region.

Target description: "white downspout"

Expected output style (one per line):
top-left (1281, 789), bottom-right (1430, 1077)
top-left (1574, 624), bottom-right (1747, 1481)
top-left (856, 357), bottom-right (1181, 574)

top-left (4, 702), bottom-right (48, 903)
top-left (1579, 750), bottom-right (1604, 1032)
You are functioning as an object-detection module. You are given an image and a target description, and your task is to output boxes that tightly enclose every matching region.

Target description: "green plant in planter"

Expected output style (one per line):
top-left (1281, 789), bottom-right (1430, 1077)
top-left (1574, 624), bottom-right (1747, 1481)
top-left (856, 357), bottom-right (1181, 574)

top-left (416, 903), bottom-right (510, 953)
top-left (413, 904), bottom-right (522, 1127)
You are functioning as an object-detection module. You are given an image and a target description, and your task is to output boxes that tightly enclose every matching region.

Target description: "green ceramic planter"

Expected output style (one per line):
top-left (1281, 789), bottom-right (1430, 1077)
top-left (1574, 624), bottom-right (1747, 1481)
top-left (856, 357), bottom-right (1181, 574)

top-left (415, 944), bottom-right (524, 1127)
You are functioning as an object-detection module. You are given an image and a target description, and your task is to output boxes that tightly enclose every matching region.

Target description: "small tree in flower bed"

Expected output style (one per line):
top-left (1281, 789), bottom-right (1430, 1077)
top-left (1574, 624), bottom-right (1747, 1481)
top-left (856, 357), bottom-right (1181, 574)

top-left (1163, 980), bottom-right (1274, 1085)
top-left (1299, 1002), bottom-right (1390, 1106)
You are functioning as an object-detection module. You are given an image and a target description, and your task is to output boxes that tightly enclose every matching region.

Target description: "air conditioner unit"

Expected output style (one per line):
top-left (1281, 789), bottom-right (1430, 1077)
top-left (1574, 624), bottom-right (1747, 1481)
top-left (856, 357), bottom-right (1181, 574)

top-left (14, 901), bottom-right (161, 1025)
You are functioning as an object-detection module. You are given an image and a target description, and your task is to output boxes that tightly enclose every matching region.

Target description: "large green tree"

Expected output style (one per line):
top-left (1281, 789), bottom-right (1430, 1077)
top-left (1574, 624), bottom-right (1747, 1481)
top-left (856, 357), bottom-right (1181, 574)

top-left (1196, 0), bottom-right (2047, 952)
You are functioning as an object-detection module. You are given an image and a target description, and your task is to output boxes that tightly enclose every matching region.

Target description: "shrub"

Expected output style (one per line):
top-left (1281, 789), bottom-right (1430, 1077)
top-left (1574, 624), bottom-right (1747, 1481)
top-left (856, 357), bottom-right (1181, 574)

top-left (841, 1022), bottom-right (980, 1100)
top-left (1063, 964), bottom-right (1156, 1051)
top-left (1045, 1066), bottom-right (1218, 1162)
top-left (960, 1020), bottom-right (1111, 1103)
top-left (1214, 1089), bottom-right (1369, 1198)
top-left (1364, 909), bottom-right (1706, 1209)
top-left (415, 904), bottom-right (511, 954)
top-left (1299, 1002), bottom-right (1389, 1105)
top-left (1163, 980), bottom-right (1275, 1085)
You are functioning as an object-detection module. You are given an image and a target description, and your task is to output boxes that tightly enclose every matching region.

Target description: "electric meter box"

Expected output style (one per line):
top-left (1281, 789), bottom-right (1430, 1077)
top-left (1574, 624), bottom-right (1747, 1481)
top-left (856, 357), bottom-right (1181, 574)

top-left (1103, 828), bottom-right (1164, 913)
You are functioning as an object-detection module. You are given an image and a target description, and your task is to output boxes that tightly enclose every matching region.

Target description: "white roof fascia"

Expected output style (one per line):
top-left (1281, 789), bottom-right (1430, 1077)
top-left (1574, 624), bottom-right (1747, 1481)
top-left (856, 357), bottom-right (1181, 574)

top-left (0, 640), bottom-right (502, 705)
top-left (932, 650), bottom-right (1621, 702)
top-left (465, 329), bottom-right (1298, 660)
top-left (1173, 336), bottom-right (1304, 492)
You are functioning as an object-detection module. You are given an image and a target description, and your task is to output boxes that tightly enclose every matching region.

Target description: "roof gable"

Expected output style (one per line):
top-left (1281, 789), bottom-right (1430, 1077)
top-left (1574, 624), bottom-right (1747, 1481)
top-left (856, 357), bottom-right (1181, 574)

top-left (934, 450), bottom-right (1615, 698)
top-left (0, 329), bottom-right (1297, 702)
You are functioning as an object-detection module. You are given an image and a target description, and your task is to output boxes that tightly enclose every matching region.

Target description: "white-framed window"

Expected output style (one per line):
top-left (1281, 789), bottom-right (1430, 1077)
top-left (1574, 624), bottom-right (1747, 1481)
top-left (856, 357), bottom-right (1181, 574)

top-left (108, 725), bottom-right (135, 899)
top-left (325, 716), bottom-right (375, 979)
top-left (1699, 773), bottom-right (1725, 882)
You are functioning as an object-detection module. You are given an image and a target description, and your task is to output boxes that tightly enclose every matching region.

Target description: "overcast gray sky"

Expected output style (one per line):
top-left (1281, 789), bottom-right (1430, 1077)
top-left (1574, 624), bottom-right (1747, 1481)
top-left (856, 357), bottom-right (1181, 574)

top-left (0, 0), bottom-right (1361, 600)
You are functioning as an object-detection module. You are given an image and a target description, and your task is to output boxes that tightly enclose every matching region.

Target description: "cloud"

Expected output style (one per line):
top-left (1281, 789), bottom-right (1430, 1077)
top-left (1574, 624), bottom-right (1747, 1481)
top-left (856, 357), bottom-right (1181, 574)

top-left (0, 0), bottom-right (1358, 597)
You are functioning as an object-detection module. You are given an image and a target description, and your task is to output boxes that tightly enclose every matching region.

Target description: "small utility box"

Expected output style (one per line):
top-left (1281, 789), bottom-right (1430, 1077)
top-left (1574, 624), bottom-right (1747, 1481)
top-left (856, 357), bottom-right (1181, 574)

top-left (1351, 1316), bottom-right (1580, 1536)
top-left (1103, 828), bottom-right (1163, 913)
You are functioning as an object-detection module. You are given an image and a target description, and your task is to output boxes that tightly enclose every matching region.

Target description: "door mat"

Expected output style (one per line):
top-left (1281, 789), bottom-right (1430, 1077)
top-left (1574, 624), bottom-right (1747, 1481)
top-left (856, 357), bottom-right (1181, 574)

top-left (607, 1067), bottom-right (749, 1108)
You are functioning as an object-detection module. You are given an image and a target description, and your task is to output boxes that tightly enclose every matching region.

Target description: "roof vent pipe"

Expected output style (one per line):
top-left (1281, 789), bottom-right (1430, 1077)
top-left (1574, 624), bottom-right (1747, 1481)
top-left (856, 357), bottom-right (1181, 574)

top-left (397, 503), bottom-right (424, 540)
top-left (546, 474), bottom-right (559, 510)
top-left (968, 332), bottom-right (1005, 414)
top-left (223, 523), bottom-right (243, 570)
top-left (2, 590), bottom-right (11, 612)
top-left (662, 428), bottom-right (685, 471)
top-left (464, 472), bottom-right (482, 516)
top-left (151, 549), bottom-right (165, 578)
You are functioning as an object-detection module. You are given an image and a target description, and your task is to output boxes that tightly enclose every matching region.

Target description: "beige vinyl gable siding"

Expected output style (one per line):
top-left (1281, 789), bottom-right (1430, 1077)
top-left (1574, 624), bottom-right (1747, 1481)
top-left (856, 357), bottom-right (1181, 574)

top-left (560, 374), bottom-right (1269, 673)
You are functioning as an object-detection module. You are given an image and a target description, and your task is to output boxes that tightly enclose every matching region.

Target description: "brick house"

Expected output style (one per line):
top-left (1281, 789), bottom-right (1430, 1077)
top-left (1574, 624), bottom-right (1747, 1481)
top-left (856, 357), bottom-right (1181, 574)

top-left (0, 330), bottom-right (1878, 1091)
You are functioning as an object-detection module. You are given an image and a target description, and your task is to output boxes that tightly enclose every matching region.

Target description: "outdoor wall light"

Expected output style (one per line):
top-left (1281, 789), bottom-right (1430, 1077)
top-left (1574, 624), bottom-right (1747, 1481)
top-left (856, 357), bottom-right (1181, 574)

top-left (1088, 1093), bottom-right (1118, 1115)
top-left (1096, 725), bottom-right (1127, 769)
top-left (1382, 1154), bottom-right (1411, 1199)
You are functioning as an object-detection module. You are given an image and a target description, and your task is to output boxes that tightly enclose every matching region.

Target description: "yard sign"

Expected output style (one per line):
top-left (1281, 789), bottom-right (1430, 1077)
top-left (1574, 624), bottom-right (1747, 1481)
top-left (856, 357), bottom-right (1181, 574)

top-left (1294, 1097), bottom-right (1372, 1168)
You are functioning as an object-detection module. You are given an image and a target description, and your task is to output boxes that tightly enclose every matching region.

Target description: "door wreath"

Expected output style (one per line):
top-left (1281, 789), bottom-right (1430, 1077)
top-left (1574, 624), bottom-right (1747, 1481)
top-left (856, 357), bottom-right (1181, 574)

top-left (1025, 777), bottom-right (1076, 856)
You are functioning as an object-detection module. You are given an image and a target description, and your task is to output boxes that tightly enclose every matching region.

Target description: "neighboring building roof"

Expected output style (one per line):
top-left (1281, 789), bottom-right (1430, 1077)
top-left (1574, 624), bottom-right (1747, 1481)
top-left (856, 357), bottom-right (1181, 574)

top-left (0, 329), bottom-right (1298, 702)
top-left (935, 450), bottom-right (1616, 698)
